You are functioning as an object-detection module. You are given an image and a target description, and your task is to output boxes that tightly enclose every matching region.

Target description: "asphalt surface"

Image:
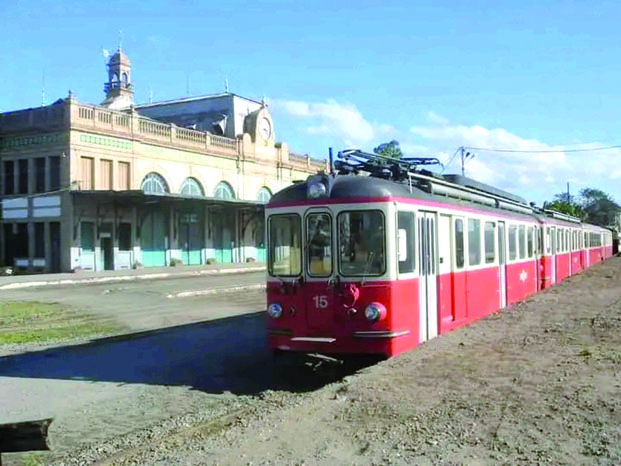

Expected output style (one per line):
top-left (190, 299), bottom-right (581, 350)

top-left (0, 271), bottom-right (269, 430)
top-left (0, 271), bottom-right (266, 330)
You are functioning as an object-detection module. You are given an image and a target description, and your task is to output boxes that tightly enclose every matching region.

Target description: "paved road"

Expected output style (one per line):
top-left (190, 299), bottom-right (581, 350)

top-left (0, 272), bottom-right (271, 453)
top-left (0, 271), bottom-right (266, 330)
top-left (0, 312), bottom-right (273, 452)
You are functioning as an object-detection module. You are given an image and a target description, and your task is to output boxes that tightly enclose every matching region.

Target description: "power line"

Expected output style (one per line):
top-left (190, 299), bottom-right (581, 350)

top-left (441, 147), bottom-right (461, 173)
top-left (463, 144), bottom-right (621, 154)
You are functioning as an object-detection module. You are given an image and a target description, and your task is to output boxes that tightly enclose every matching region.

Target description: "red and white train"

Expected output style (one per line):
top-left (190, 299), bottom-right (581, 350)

top-left (265, 150), bottom-right (613, 359)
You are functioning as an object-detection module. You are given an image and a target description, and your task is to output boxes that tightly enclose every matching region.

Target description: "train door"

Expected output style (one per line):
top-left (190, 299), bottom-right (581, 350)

top-left (303, 209), bottom-right (335, 331)
top-left (498, 221), bottom-right (507, 308)
top-left (550, 226), bottom-right (556, 284)
top-left (584, 232), bottom-right (590, 268)
top-left (437, 214), bottom-right (452, 327)
top-left (418, 211), bottom-right (438, 343)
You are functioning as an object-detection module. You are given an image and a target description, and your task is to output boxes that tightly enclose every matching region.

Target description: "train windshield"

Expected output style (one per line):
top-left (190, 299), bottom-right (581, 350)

top-left (338, 210), bottom-right (385, 276)
top-left (268, 214), bottom-right (302, 277)
top-left (306, 212), bottom-right (333, 276)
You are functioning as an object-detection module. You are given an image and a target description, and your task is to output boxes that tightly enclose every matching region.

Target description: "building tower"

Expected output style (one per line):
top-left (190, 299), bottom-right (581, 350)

top-left (101, 48), bottom-right (134, 109)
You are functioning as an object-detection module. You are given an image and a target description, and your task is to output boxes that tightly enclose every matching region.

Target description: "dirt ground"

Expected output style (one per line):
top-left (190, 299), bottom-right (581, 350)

top-left (10, 258), bottom-right (621, 465)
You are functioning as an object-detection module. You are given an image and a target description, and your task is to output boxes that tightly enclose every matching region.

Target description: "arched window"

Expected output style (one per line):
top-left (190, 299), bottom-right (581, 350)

top-left (141, 172), bottom-right (169, 194)
top-left (257, 187), bottom-right (272, 203)
top-left (122, 72), bottom-right (129, 86)
top-left (180, 177), bottom-right (204, 197)
top-left (214, 181), bottom-right (235, 200)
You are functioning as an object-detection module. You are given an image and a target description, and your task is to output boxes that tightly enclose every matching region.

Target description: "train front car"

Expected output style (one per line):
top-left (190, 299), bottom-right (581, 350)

top-left (265, 174), bottom-right (416, 359)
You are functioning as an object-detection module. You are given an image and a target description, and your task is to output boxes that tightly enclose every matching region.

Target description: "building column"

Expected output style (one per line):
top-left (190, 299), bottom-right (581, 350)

top-left (44, 221), bottom-right (51, 273)
top-left (13, 161), bottom-right (19, 195)
top-left (168, 204), bottom-right (175, 264)
top-left (0, 221), bottom-right (5, 267)
top-left (27, 222), bottom-right (35, 271)
top-left (132, 205), bottom-right (139, 266)
top-left (45, 157), bottom-right (51, 192)
top-left (28, 158), bottom-right (35, 194)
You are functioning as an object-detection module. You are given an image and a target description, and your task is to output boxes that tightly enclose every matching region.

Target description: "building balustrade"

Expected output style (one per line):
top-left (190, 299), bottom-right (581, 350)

top-left (0, 100), bottom-right (326, 173)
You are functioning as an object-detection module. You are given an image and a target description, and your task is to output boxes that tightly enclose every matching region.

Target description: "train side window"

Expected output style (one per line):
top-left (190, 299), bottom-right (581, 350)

top-left (585, 232), bottom-right (589, 248)
top-left (468, 219), bottom-right (481, 266)
top-left (566, 230), bottom-right (570, 252)
top-left (454, 218), bottom-right (465, 269)
top-left (527, 226), bottom-right (534, 258)
top-left (557, 230), bottom-right (562, 253)
top-left (509, 225), bottom-right (517, 260)
top-left (397, 211), bottom-right (415, 274)
top-left (519, 225), bottom-right (526, 259)
top-left (484, 221), bottom-right (495, 263)
top-left (545, 227), bottom-right (551, 254)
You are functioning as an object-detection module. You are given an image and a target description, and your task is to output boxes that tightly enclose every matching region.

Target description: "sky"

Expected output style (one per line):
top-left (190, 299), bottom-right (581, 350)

top-left (2, 0), bottom-right (621, 205)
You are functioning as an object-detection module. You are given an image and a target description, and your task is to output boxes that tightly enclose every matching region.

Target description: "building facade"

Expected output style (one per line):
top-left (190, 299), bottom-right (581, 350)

top-left (0, 50), bottom-right (325, 273)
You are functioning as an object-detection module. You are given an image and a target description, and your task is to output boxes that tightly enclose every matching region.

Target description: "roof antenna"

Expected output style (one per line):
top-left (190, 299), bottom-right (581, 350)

top-left (225, 77), bottom-right (229, 93)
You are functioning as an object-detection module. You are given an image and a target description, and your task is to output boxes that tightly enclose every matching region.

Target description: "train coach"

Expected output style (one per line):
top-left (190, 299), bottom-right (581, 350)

top-left (265, 150), bottom-right (613, 359)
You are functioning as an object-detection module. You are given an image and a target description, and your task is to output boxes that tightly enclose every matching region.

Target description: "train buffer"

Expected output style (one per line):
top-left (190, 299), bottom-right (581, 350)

top-left (0, 418), bottom-right (52, 465)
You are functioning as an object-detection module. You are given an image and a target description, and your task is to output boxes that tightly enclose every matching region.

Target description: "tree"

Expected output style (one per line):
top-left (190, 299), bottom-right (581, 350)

top-left (544, 187), bottom-right (620, 227)
top-left (373, 140), bottom-right (403, 159)
top-left (543, 192), bottom-right (585, 218)
top-left (579, 188), bottom-right (620, 227)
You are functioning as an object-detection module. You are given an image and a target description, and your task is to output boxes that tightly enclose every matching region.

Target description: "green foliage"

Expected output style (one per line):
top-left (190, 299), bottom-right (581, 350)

top-left (373, 140), bottom-right (403, 159)
top-left (544, 188), bottom-right (620, 226)
top-left (543, 199), bottom-right (585, 219)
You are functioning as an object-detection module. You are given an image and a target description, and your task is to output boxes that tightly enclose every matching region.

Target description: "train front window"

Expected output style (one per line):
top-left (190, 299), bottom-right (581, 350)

top-left (307, 212), bottom-right (332, 277)
top-left (268, 214), bottom-right (302, 277)
top-left (338, 210), bottom-right (385, 276)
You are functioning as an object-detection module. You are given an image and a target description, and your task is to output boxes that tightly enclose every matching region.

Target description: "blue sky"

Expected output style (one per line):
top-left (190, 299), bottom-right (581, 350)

top-left (2, 0), bottom-right (621, 205)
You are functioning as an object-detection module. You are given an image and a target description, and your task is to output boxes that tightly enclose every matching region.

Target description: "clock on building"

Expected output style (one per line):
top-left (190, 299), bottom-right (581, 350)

top-left (259, 117), bottom-right (272, 140)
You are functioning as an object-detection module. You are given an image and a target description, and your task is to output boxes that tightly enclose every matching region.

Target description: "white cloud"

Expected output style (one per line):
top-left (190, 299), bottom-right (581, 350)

top-left (409, 114), bottom-right (621, 202)
top-left (270, 98), bottom-right (395, 148)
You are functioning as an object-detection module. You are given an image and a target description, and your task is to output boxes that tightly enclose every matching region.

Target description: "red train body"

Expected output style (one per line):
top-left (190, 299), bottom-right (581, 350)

top-left (265, 157), bottom-right (613, 359)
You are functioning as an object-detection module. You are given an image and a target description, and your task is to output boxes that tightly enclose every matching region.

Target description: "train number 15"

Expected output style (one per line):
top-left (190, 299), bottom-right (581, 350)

top-left (313, 295), bottom-right (328, 309)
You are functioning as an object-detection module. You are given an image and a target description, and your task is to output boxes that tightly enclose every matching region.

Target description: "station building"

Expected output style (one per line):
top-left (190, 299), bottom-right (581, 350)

top-left (0, 49), bottom-right (325, 273)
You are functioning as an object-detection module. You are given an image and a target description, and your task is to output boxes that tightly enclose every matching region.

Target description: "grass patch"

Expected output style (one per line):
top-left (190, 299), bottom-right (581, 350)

top-left (0, 301), bottom-right (122, 345)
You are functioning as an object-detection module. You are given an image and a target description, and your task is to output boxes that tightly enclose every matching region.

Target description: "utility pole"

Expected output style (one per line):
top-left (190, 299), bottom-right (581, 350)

top-left (567, 182), bottom-right (570, 202)
top-left (461, 146), bottom-right (465, 176)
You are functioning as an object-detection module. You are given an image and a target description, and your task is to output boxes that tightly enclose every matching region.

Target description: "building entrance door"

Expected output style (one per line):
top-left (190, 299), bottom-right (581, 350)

top-left (101, 236), bottom-right (114, 270)
top-left (212, 210), bottom-right (235, 263)
top-left (180, 212), bottom-right (202, 265)
top-left (140, 211), bottom-right (167, 267)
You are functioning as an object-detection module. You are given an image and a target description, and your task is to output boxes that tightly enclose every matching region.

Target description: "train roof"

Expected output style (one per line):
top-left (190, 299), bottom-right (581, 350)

top-left (268, 174), bottom-right (538, 221)
top-left (268, 149), bottom-right (607, 230)
top-left (268, 173), bottom-right (606, 229)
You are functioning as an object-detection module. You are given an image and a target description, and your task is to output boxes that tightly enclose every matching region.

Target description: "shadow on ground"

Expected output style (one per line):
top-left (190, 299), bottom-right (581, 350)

top-left (0, 313), bottom-right (375, 395)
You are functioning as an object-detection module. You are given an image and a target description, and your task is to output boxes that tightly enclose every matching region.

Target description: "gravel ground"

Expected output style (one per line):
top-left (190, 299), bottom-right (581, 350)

top-left (5, 258), bottom-right (621, 465)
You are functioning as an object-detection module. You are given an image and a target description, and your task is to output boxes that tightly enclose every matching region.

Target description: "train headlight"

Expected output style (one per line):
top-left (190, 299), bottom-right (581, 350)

top-left (364, 302), bottom-right (387, 322)
top-left (267, 303), bottom-right (283, 319)
top-left (307, 180), bottom-right (328, 199)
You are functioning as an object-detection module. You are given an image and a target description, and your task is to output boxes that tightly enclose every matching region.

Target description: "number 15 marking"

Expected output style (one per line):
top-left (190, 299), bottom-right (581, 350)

top-left (313, 295), bottom-right (328, 309)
